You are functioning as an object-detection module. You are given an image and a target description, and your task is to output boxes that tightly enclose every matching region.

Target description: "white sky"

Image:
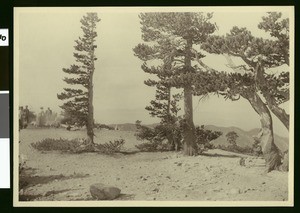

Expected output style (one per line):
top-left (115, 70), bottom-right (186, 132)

top-left (16, 7), bottom-right (292, 137)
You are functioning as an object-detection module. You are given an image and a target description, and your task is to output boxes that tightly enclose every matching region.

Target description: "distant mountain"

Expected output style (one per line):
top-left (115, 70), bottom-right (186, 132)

top-left (108, 123), bottom-right (159, 131)
top-left (107, 123), bottom-right (289, 152)
top-left (204, 125), bottom-right (289, 152)
top-left (108, 123), bottom-right (137, 131)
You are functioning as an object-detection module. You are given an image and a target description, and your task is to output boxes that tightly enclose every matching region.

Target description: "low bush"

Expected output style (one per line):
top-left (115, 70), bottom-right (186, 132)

top-left (135, 141), bottom-right (160, 152)
top-left (31, 138), bottom-right (82, 152)
top-left (96, 139), bottom-right (125, 154)
top-left (135, 141), bottom-right (172, 152)
top-left (195, 125), bottom-right (222, 153)
top-left (31, 138), bottom-right (125, 154)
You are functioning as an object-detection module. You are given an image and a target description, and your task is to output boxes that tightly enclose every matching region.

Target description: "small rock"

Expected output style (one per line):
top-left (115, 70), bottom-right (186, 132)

top-left (90, 183), bottom-right (121, 200)
top-left (239, 158), bottom-right (246, 166)
top-left (152, 188), bottom-right (159, 192)
top-left (166, 176), bottom-right (171, 179)
top-left (116, 177), bottom-right (120, 181)
top-left (185, 195), bottom-right (188, 197)
top-left (262, 181), bottom-right (266, 185)
top-left (177, 163), bottom-right (182, 166)
top-left (213, 187), bottom-right (223, 192)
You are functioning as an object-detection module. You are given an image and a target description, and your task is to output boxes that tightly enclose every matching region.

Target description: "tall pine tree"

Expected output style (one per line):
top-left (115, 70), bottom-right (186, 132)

top-left (57, 13), bottom-right (100, 144)
top-left (134, 12), bottom-right (215, 155)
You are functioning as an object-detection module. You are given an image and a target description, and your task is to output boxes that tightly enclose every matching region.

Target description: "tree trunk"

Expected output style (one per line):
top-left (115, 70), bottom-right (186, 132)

top-left (182, 86), bottom-right (197, 155)
top-left (182, 39), bottom-right (197, 156)
top-left (86, 30), bottom-right (95, 145)
top-left (87, 77), bottom-right (94, 144)
top-left (243, 90), bottom-right (281, 172)
top-left (266, 100), bottom-right (289, 130)
top-left (256, 64), bottom-right (289, 130)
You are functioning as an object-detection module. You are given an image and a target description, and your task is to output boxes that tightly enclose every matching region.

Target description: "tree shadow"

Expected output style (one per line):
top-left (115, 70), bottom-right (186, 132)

top-left (19, 194), bottom-right (42, 201)
top-left (200, 152), bottom-right (241, 158)
top-left (85, 193), bottom-right (136, 201)
top-left (118, 150), bottom-right (140, 155)
top-left (20, 168), bottom-right (90, 190)
top-left (19, 189), bottom-right (72, 201)
top-left (116, 193), bottom-right (136, 200)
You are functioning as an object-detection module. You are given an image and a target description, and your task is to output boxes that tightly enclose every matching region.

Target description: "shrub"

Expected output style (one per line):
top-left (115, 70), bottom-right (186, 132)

top-left (31, 138), bottom-right (82, 152)
top-left (135, 141), bottom-right (160, 152)
top-left (135, 120), bottom-right (181, 152)
top-left (31, 138), bottom-right (125, 154)
top-left (195, 125), bottom-right (222, 152)
top-left (252, 137), bottom-right (263, 156)
top-left (225, 131), bottom-right (239, 146)
top-left (95, 139), bottom-right (125, 154)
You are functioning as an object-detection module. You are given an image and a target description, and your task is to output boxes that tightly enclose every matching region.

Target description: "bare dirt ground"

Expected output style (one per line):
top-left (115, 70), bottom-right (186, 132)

top-left (18, 129), bottom-right (288, 201)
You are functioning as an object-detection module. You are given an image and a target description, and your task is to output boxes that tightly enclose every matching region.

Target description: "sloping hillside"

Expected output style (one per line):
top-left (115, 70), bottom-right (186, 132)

top-left (205, 125), bottom-right (289, 152)
top-left (107, 123), bottom-right (289, 152)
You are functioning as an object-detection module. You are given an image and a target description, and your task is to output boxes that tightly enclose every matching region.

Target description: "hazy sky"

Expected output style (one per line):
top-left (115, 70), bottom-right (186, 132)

top-left (15, 7), bottom-right (292, 137)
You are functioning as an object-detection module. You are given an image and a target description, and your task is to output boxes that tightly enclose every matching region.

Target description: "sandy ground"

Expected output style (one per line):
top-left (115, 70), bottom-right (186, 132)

top-left (18, 129), bottom-right (288, 202)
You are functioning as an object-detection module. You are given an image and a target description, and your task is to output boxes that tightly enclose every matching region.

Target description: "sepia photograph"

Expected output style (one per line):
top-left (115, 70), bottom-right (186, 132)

top-left (14, 6), bottom-right (294, 207)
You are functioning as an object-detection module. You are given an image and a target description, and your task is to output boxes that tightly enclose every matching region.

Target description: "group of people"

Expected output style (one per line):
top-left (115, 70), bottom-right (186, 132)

top-left (19, 106), bottom-right (58, 129)
top-left (36, 107), bottom-right (54, 127)
top-left (19, 105), bottom-right (30, 129)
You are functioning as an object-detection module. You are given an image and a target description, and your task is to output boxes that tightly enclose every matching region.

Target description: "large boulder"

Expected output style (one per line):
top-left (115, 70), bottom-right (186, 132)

top-left (90, 183), bottom-right (121, 200)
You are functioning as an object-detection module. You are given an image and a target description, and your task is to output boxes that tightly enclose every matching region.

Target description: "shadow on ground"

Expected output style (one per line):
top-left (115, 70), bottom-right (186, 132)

top-left (20, 166), bottom-right (90, 190)
top-left (200, 152), bottom-right (241, 158)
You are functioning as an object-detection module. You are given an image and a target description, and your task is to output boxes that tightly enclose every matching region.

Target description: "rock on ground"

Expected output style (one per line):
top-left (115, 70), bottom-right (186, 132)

top-left (90, 183), bottom-right (121, 200)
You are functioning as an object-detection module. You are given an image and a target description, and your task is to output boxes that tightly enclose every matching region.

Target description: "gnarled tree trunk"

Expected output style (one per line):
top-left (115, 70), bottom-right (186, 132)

top-left (256, 65), bottom-right (289, 130)
top-left (265, 98), bottom-right (289, 130)
top-left (243, 90), bottom-right (281, 172)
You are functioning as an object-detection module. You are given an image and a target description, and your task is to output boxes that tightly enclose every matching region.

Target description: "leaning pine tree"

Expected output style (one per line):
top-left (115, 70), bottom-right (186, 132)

top-left (57, 13), bottom-right (100, 145)
top-left (200, 25), bottom-right (285, 171)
